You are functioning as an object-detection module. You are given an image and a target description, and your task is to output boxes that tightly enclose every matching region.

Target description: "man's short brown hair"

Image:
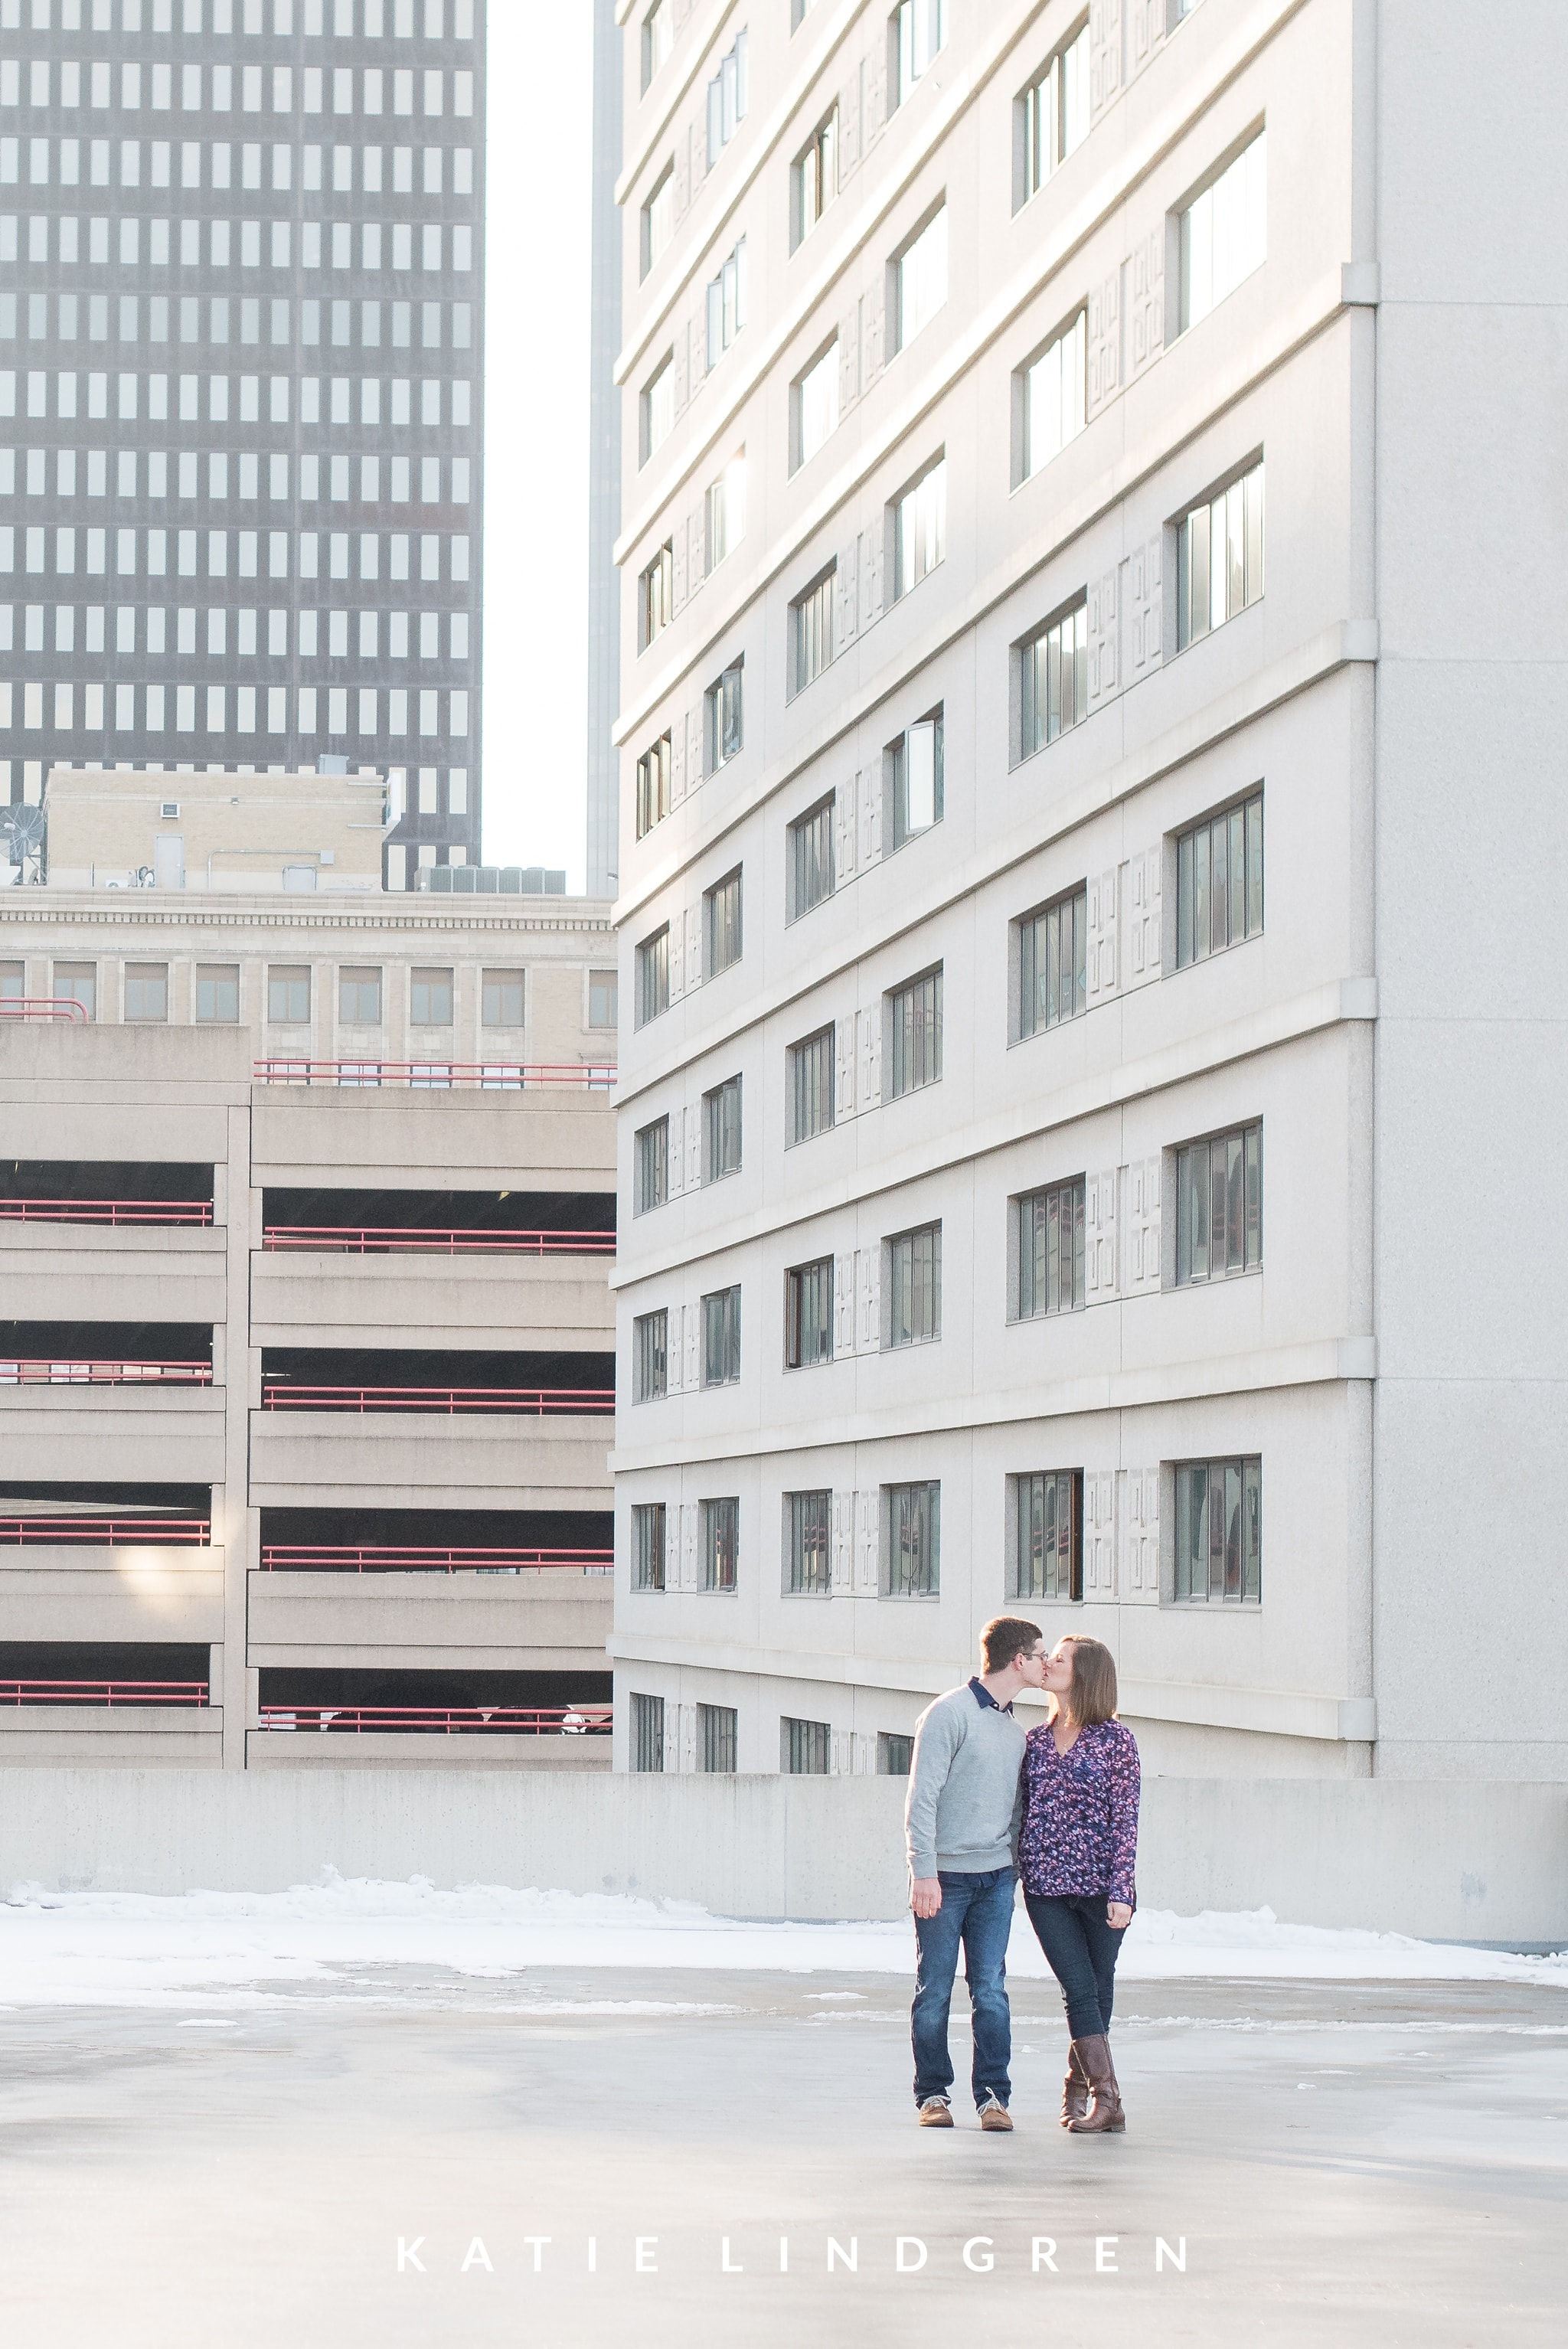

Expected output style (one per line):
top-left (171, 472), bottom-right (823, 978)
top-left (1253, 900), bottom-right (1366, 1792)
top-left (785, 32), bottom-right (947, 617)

top-left (980, 1615), bottom-right (1044, 1674)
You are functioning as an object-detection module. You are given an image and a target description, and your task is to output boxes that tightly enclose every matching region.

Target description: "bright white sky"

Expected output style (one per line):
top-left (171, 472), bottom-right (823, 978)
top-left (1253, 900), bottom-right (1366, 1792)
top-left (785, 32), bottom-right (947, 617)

top-left (481, 2), bottom-right (598, 886)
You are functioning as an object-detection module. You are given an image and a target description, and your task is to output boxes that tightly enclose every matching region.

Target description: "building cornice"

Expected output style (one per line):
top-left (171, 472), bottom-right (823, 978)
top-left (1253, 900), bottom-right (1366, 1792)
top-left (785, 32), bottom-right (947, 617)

top-left (0, 896), bottom-right (614, 940)
top-left (607, 1334), bottom-right (1379, 1472)
top-left (604, 1629), bottom-right (1376, 1742)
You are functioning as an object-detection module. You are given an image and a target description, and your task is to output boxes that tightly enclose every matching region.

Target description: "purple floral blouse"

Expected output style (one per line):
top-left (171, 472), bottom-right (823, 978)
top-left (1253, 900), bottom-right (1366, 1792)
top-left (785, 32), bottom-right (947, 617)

top-left (1018, 1718), bottom-right (1141, 1907)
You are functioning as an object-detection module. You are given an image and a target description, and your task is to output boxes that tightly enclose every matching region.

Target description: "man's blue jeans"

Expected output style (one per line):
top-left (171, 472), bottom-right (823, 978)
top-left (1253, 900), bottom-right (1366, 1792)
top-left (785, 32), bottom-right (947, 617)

top-left (911, 1867), bottom-right (1015, 2109)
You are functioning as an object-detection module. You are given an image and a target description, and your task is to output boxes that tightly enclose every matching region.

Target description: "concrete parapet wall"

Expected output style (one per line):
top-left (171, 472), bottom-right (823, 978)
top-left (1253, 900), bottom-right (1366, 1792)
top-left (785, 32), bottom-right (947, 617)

top-left (0, 1772), bottom-right (1562, 1944)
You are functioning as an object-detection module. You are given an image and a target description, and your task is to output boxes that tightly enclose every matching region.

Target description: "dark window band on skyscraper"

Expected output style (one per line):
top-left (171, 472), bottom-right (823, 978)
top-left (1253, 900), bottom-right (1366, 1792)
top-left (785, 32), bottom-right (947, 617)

top-left (0, 0), bottom-right (487, 890)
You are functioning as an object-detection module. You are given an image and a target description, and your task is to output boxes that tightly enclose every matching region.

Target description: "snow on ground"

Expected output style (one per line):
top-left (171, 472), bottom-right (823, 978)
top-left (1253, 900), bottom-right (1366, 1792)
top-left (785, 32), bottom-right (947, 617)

top-left (0, 1877), bottom-right (1562, 2009)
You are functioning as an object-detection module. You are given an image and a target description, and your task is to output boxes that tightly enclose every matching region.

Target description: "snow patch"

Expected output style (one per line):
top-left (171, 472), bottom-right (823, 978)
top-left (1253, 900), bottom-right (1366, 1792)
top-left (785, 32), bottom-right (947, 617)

top-left (0, 1877), bottom-right (1561, 2009)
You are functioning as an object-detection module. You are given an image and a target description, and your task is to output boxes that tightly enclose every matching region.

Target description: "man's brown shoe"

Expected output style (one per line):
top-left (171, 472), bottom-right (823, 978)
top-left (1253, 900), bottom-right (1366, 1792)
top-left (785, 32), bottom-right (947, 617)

top-left (918, 2096), bottom-right (953, 2127)
top-left (978, 2096), bottom-right (1014, 2132)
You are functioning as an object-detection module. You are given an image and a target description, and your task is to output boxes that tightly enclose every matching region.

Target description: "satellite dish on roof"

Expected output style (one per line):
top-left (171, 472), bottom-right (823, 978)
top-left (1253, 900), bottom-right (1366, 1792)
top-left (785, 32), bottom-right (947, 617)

top-left (0, 805), bottom-right (46, 884)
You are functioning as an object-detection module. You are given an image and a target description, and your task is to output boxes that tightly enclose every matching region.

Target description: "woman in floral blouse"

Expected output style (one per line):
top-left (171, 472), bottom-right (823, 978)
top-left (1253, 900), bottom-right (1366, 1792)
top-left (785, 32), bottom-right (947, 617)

top-left (1018, 1634), bottom-right (1141, 2135)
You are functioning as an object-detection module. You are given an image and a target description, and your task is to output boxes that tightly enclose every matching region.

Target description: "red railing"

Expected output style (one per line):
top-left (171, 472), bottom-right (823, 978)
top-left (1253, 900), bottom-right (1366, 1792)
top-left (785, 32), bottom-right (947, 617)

top-left (0, 1515), bottom-right (211, 1547)
top-left (0, 996), bottom-right (90, 1024)
top-left (260, 1544), bottom-right (613, 1573)
top-left (261, 1224), bottom-right (615, 1256)
top-left (0, 1680), bottom-right (209, 1707)
top-left (257, 1704), bottom-right (611, 1735)
top-left (0, 1359), bottom-right (213, 1387)
top-left (253, 1060), bottom-right (616, 1091)
top-left (0, 1197), bottom-right (214, 1227)
top-left (260, 1383), bottom-right (612, 1415)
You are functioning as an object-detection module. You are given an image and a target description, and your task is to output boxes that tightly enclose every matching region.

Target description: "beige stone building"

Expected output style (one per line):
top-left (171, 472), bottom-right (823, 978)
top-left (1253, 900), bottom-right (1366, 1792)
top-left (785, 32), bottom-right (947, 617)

top-left (0, 818), bottom-right (619, 1769)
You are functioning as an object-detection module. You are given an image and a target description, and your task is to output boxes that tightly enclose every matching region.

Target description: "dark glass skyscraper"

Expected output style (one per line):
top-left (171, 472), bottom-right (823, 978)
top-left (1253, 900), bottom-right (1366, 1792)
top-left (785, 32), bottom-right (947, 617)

top-left (0, 0), bottom-right (484, 886)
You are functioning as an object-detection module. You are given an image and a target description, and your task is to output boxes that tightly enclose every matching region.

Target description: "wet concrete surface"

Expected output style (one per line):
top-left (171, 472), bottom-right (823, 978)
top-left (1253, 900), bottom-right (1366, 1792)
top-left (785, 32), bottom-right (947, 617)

top-left (0, 1968), bottom-right (1563, 2345)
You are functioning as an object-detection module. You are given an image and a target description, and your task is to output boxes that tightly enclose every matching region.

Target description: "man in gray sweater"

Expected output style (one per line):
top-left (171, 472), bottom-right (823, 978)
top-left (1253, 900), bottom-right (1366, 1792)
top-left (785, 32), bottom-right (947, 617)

top-left (903, 1615), bottom-right (1046, 2129)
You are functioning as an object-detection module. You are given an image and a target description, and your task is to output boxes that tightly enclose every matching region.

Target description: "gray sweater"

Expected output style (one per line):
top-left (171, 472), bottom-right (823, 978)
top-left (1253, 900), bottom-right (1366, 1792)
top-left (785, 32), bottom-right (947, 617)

top-left (904, 1681), bottom-right (1027, 1877)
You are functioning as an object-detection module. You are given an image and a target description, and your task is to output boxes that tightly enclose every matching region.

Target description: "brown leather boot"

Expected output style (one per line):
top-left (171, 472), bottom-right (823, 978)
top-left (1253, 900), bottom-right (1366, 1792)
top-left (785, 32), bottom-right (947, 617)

top-left (1060, 2040), bottom-right (1089, 2128)
top-left (1066, 2034), bottom-right (1125, 2133)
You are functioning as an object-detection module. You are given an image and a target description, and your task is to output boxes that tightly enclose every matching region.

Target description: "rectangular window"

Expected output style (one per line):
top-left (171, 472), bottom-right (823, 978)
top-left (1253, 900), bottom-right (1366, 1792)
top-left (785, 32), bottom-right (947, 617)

top-left (893, 458), bottom-right (945, 599)
top-left (1016, 1177), bottom-right (1086, 1319)
top-left (123, 962), bottom-right (168, 1022)
top-left (410, 966), bottom-right (452, 1024)
top-left (338, 965), bottom-right (382, 1023)
top-left (1176, 461), bottom-right (1264, 650)
top-left (794, 340), bottom-right (838, 469)
top-left (894, 204), bottom-right (946, 350)
top-left (887, 711), bottom-right (943, 850)
top-left (53, 964), bottom-right (97, 1020)
top-left (782, 1715), bottom-right (832, 1774)
top-left (633, 1308), bottom-right (668, 1403)
top-left (267, 963), bottom-right (310, 1022)
top-left (1019, 599), bottom-right (1088, 758)
top-left (1017, 20), bottom-right (1089, 207)
top-left (1177, 789), bottom-right (1264, 968)
top-left (636, 731), bottom-right (672, 838)
top-left (702, 1286), bottom-right (741, 1387)
top-left (790, 564), bottom-right (834, 694)
top-left (640, 0), bottom-right (673, 94)
top-left (704, 867), bottom-right (743, 979)
top-left (786, 1025), bottom-right (834, 1146)
top-left (637, 540), bottom-right (672, 651)
top-left (1018, 885), bottom-right (1086, 1037)
top-left (1012, 1469), bottom-right (1083, 1600)
top-left (1174, 1123), bottom-right (1263, 1286)
top-left (195, 962), bottom-right (239, 1023)
top-left (701, 1499), bottom-right (738, 1595)
top-left (635, 1116), bottom-right (669, 1215)
top-left (589, 969), bottom-right (619, 1028)
top-left (481, 969), bottom-right (524, 1027)
top-left (887, 967), bottom-right (942, 1098)
top-left (1019, 310), bottom-right (1086, 480)
top-left (697, 1700), bottom-right (737, 1769)
top-left (877, 1731), bottom-right (914, 1776)
top-left (705, 453), bottom-right (745, 570)
top-left (632, 1504), bottom-right (667, 1594)
top-left (1179, 130), bottom-right (1266, 333)
top-left (886, 1479), bottom-right (939, 1597)
top-left (788, 796), bottom-right (834, 920)
top-left (887, 1222), bottom-right (941, 1348)
top-left (893, 0), bottom-right (946, 106)
top-left (630, 1689), bottom-right (665, 1768)
top-left (640, 353), bottom-right (673, 464)
top-left (641, 160), bottom-right (674, 278)
top-left (706, 658), bottom-right (743, 771)
top-left (784, 1258), bottom-right (832, 1369)
top-left (1174, 1455), bottom-right (1263, 1603)
top-left (706, 28), bottom-right (748, 167)
top-left (635, 926), bottom-right (669, 1027)
top-left (704, 1074), bottom-right (742, 1182)
top-left (785, 1491), bottom-right (831, 1594)
top-left (793, 106), bottom-right (837, 247)
top-left (706, 236), bottom-right (747, 366)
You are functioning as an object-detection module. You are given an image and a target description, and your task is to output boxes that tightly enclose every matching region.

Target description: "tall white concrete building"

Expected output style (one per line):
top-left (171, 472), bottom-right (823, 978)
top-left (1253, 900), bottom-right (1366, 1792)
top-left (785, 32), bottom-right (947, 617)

top-left (606, 0), bottom-right (1566, 1792)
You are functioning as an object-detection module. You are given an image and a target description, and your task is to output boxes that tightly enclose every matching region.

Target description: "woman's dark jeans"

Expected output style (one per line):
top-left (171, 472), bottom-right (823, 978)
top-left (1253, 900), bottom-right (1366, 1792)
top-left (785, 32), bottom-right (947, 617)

top-left (1024, 1892), bottom-right (1127, 2039)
